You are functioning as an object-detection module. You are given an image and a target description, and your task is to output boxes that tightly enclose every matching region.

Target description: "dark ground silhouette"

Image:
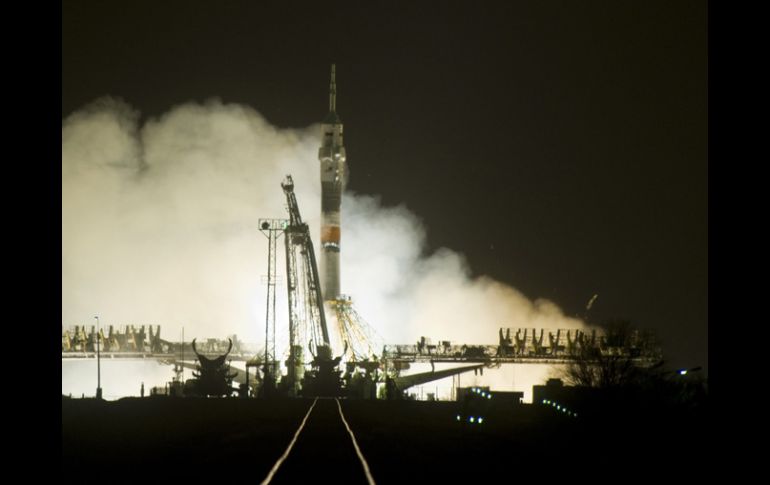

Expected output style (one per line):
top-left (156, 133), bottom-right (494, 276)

top-left (62, 394), bottom-right (708, 483)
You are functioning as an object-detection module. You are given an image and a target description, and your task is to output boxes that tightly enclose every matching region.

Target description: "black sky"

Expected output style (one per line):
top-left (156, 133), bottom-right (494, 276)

top-left (62, 1), bottom-right (707, 372)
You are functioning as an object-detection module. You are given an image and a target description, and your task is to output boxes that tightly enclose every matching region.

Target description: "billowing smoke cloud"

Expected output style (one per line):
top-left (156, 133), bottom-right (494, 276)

top-left (63, 97), bottom-right (320, 343)
top-left (62, 98), bottom-right (585, 400)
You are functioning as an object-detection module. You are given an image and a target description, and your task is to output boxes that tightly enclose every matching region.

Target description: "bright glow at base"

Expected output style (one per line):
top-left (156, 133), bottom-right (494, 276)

top-left (405, 364), bottom-right (553, 402)
top-left (470, 416), bottom-right (475, 423)
top-left (478, 417), bottom-right (484, 424)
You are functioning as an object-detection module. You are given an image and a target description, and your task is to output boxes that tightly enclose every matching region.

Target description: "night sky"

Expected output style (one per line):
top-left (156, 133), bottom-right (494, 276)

top-left (62, 1), bottom-right (707, 372)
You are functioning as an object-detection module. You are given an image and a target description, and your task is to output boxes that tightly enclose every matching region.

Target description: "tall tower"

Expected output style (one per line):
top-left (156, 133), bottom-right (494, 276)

top-left (319, 64), bottom-right (347, 301)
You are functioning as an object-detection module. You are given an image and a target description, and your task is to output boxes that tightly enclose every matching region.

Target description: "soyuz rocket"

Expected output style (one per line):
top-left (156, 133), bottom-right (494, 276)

top-left (319, 64), bottom-right (346, 301)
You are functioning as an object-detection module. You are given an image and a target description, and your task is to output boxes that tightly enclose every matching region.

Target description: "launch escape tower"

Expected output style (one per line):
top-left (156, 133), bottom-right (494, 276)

top-left (319, 64), bottom-right (347, 301)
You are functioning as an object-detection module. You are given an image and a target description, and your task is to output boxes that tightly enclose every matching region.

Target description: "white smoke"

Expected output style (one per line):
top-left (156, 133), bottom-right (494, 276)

top-left (63, 97), bottom-right (319, 343)
top-left (62, 98), bottom-right (586, 400)
top-left (342, 194), bottom-right (586, 346)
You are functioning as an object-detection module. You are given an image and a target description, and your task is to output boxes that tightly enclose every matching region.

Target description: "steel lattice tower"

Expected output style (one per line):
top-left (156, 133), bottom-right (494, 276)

top-left (259, 218), bottom-right (287, 379)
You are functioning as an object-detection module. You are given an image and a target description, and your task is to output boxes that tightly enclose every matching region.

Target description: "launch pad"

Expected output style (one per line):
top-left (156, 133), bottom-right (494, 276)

top-left (61, 66), bottom-right (661, 401)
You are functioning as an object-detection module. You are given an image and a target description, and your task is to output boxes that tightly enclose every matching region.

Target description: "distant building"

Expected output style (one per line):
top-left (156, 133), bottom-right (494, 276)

top-left (532, 378), bottom-right (600, 417)
top-left (489, 391), bottom-right (524, 405)
top-left (456, 386), bottom-right (489, 401)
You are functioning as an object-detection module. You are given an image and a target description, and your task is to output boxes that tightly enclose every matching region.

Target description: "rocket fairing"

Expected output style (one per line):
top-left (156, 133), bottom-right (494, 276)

top-left (319, 64), bottom-right (347, 300)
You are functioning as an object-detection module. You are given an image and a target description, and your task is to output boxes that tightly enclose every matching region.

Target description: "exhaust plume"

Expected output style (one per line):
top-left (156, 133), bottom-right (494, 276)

top-left (62, 98), bottom-right (587, 400)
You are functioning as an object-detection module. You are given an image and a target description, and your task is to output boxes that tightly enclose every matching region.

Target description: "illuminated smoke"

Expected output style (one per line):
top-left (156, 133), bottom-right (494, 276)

top-left (63, 97), bottom-right (319, 345)
top-left (62, 98), bottom-right (587, 400)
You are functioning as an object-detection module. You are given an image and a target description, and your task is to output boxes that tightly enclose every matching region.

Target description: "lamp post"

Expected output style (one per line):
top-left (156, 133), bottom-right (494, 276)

top-left (95, 316), bottom-right (102, 399)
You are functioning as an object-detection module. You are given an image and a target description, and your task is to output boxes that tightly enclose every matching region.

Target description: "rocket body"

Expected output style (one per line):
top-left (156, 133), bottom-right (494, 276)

top-left (319, 65), bottom-right (346, 300)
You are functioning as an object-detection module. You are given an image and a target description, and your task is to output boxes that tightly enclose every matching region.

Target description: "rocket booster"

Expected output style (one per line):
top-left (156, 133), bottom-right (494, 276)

top-left (319, 64), bottom-right (347, 300)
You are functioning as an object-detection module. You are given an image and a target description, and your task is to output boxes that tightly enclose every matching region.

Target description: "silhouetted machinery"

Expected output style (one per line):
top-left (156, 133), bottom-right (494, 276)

top-left (280, 175), bottom-right (344, 397)
top-left (186, 338), bottom-right (238, 397)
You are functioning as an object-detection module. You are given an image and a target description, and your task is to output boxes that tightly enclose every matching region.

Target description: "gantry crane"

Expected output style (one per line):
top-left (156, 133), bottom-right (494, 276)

top-left (281, 175), bottom-right (344, 396)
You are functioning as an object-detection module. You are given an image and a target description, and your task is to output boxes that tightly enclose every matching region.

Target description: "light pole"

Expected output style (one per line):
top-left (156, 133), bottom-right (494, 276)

top-left (95, 316), bottom-right (102, 399)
